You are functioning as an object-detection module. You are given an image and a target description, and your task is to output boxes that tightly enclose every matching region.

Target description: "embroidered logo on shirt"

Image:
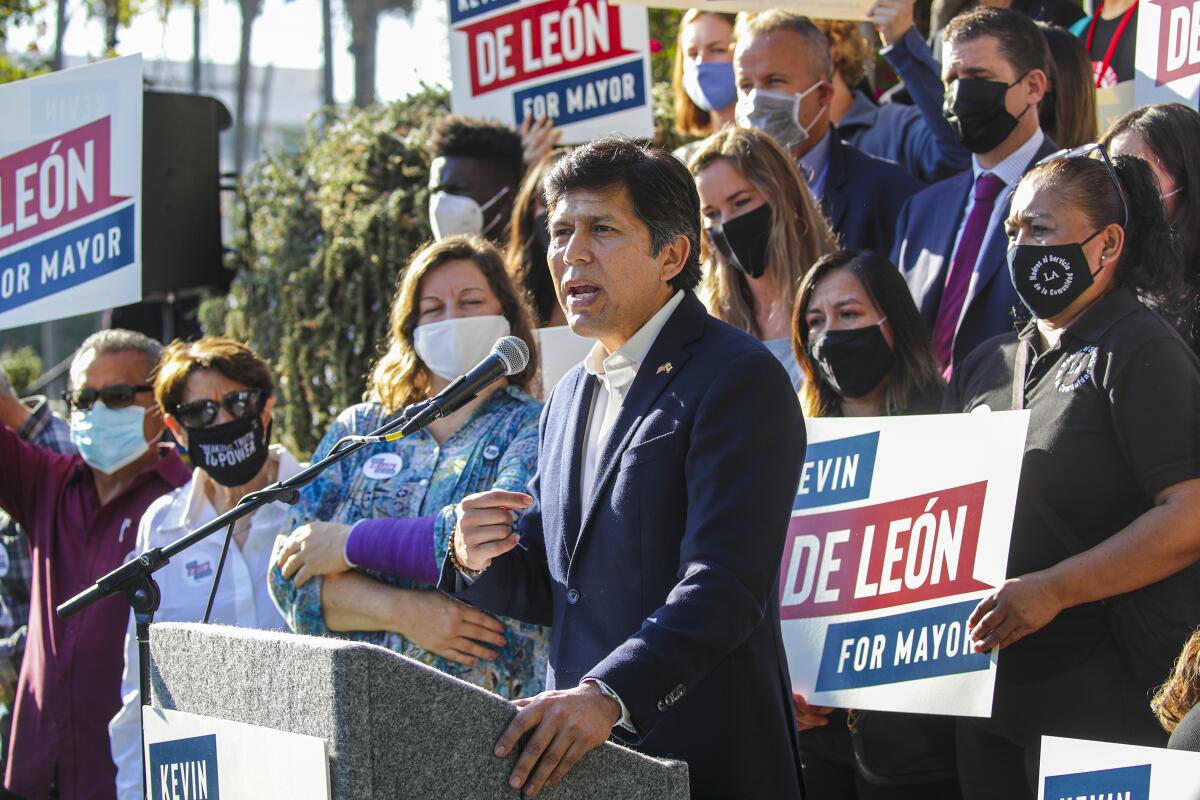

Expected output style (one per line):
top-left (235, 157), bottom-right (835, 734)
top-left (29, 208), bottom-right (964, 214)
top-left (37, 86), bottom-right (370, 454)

top-left (1055, 345), bottom-right (1098, 393)
top-left (482, 444), bottom-right (501, 461)
top-left (184, 559), bottom-right (213, 584)
top-left (362, 452), bottom-right (404, 480)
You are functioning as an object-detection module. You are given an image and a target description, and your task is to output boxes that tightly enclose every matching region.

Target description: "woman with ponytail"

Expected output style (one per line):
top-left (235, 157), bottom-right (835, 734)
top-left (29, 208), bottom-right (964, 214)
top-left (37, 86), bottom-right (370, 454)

top-left (944, 146), bottom-right (1200, 799)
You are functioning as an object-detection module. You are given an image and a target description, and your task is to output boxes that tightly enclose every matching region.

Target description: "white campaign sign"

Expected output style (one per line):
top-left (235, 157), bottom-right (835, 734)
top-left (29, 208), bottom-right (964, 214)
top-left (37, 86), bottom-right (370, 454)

top-left (1038, 735), bottom-right (1200, 799)
top-left (1134, 0), bottom-right (1200, 109)
top-left (780, 411), bottom-right (1028, 717)
top-left (536, 324), bottom-right (593, 399)
top-left (142, 708), bottom-right (330, 800)
top-left (448, 0), bottom-right (653, 142)
top-left (0, 55), bottom-right (142, 331)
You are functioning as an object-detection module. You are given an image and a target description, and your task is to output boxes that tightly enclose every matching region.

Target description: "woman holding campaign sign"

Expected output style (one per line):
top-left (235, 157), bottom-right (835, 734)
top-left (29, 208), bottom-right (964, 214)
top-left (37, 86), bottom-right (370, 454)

top-left (788, 249), bottom-right (957, 797)
top-left (945, 145), bottom-right (1200, 799)
top-left (690, 126), bottom-right (836, 389)
top-left (268, 234), bottom-right (549, 700)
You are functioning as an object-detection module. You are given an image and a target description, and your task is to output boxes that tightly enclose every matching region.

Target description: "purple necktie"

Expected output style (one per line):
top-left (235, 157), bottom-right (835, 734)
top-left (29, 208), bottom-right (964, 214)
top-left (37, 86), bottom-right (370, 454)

top-left (933, 172), bottom-right (1007, 373)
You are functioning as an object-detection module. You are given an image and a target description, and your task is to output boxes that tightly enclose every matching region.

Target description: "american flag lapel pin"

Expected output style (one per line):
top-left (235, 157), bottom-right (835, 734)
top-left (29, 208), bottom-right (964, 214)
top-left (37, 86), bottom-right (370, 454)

top-left (657, 362), bottom-right (673, 375)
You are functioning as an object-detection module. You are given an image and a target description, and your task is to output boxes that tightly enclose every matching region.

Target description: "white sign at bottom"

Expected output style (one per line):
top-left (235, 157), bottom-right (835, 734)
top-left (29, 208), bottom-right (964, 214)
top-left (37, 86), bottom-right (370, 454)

top-left (1038, 735), bottom-right (1200, 799)
top-left (143, 707), bottom-right (330, 800)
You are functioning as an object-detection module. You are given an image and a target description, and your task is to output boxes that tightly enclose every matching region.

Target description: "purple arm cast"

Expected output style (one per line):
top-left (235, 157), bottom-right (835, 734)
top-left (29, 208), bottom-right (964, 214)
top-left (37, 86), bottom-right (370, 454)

top-left (344, 516), bottom-right (439, 584)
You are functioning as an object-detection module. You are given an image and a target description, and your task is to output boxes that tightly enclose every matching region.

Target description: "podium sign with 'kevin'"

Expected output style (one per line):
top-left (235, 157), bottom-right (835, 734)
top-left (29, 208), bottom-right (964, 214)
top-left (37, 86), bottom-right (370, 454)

top-left (1039, 735), bottom-right (1200, 799)
top-left (143, 708), bottom-right (330, 800)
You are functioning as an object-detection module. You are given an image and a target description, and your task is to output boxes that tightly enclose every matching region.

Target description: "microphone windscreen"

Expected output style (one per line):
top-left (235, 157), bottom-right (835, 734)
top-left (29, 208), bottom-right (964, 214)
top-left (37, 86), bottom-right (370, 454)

top-left (493, 336), bottom-right (531, 376)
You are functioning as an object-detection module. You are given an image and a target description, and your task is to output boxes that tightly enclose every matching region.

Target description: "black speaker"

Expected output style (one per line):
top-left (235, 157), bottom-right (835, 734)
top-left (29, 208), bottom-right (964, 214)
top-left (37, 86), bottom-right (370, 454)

top-left (140, 90), bottom-right (232, 296)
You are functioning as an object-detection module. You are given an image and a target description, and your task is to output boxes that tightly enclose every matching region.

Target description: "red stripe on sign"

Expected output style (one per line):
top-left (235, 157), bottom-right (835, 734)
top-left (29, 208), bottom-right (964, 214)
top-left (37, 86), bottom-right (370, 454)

top-left (779, 482), bottom-right (994, 620)
top-left (461, 0), bottom-right (634, 97)
top-left (0, 117), bottom-right (127, 252)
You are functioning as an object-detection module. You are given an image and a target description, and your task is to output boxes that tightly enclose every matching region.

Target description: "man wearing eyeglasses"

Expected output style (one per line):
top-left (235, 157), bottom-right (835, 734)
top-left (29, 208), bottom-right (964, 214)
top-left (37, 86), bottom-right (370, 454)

top-left (891, 6), bottom-right (1061, 375)
top-left (0, 329), bottom-right (189, 800)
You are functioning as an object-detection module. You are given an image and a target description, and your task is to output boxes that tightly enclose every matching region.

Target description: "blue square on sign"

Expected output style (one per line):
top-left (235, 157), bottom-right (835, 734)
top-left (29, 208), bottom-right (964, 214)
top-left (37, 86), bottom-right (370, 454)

top-left (148, 734), bottom-right (219, 800)
top-left (1042, 763), bottom-right (1150, 800)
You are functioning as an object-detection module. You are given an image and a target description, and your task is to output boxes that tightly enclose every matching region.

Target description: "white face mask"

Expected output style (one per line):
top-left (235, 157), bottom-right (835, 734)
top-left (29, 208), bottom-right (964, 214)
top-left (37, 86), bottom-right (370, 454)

top-left (735, 81), bottom-right (826, 152)
top-left (429, 187), bottom-right (509, 241)
top-left (413, 314), bottom-right (513, 382)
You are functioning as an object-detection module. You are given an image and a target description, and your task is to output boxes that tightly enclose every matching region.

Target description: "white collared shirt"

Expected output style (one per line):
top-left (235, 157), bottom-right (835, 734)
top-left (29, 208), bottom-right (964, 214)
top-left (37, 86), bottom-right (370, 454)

top-left (580, 290), bottom-right (685, 503)
top-left (109, 445), bottom-right (301, 800)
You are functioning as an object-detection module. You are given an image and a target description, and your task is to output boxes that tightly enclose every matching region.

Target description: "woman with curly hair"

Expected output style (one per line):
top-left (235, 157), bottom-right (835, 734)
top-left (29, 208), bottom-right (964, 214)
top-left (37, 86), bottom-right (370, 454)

top-left (1153, 629), bottom-right (1200, 751)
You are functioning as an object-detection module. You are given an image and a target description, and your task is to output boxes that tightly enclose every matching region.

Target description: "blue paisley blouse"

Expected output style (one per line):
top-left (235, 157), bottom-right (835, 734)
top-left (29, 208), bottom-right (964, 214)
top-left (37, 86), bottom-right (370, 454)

top-left (268, 385), bottom-right (549, 699)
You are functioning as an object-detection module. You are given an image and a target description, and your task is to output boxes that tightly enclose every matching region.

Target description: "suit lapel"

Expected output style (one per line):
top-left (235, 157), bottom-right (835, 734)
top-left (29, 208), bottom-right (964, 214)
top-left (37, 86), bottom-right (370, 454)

top-left (560, 369), bottom-right (595, 556)
top-left (910, 171), bottom-right (973, 323)
top-left (821, 134), bottom-right (851, 230)
top-left (567, 293), bottom-right (706, 567)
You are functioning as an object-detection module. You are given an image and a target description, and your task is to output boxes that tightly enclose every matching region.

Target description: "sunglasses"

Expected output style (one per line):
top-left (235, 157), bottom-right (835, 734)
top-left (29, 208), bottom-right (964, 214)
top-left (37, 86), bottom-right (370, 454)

top-left (1035, 142), bottom-right (1130, 228)
top-left (62, 384), bottom-right (153, 412)
top-left (172, 388), bottom-right (266, 429)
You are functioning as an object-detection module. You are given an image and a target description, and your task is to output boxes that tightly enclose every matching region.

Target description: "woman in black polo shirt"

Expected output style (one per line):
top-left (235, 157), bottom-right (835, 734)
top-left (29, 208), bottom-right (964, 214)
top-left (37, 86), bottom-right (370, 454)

top-left (946, 146), bottom-right (1200, 799)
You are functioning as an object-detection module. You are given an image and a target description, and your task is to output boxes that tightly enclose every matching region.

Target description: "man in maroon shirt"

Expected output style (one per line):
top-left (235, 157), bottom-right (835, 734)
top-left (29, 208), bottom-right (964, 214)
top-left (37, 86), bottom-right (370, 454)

top-left (0, 330), bottom-right (189, 800)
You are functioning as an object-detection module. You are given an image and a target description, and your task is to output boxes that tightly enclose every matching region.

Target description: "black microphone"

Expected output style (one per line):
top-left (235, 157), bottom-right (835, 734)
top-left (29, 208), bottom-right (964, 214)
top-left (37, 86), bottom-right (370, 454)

top-left (364, 336), bottom-right (531, 444)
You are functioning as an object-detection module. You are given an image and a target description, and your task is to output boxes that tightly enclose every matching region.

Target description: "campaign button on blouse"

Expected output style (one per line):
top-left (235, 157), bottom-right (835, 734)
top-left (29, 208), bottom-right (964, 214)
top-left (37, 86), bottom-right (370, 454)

top-left (362, 453), bottom-right (403, 480)
top-left (566, 588), bottom-right (580, 604)
top-left (483, 444), bottom-right (501, 461)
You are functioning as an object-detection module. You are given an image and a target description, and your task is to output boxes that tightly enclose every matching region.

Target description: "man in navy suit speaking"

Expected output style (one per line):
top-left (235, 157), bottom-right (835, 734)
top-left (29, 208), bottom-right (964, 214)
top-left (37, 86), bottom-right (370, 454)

top-left (441, 138), bottom-right (808, 799)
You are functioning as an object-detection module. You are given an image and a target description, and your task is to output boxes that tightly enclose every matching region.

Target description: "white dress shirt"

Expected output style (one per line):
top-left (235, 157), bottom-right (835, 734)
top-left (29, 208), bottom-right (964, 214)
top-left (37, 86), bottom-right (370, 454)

top-left (108, 445), bottom-right (301, 800)
top-left (577, 290), bottom-right (684, 731)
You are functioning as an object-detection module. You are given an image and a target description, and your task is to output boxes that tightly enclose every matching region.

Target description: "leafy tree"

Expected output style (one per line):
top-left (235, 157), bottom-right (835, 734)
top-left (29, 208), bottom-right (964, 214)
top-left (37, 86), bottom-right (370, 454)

top-left (201, 86), bottom-right (449, 456)
top-left (0, 0), bottom-right (51, 82)
top-left (344, 0), bottom-right (411, 107)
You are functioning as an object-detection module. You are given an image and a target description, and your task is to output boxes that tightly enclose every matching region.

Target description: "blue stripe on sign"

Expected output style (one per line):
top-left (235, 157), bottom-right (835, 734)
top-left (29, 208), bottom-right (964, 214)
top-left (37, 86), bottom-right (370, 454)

top-left (447, 0), bottom-right (521, 25)
top-left (814, 598), bottom-right (991, 691)
top-left (512, 59), bottom-right (645, 128)
top-left (793, 431), bottom-right (878, 510)
top-left (0, 204), bottom-right (135, 314)
top-left (1043, 764), bottom-right (1151, 800)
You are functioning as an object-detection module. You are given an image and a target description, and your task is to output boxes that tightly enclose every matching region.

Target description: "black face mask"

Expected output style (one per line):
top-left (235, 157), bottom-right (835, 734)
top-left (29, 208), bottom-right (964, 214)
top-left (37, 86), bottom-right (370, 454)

top-left (532, 210), bottom-right (551, 254)
top-left (1006, 230), bottom-right (1104, 319)
top-left (186, 414), bottom-right (270, 488)
top-left (707, 203), bottom-right (773, 279)
top-left (943, 77), bottom-right (1028, 154)
top-left (809, 320), bottom-right (895, 400)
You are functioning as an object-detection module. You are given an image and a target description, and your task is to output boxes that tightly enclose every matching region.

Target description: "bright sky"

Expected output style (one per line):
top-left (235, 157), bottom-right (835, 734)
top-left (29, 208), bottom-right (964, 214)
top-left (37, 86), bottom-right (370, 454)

top-left (7, 0), bottom-right (452, 104)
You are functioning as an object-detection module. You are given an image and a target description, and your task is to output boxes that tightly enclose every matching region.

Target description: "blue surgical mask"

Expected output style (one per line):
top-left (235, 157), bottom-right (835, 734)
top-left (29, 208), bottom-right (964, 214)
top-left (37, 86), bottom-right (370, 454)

top-left (70, 402), bottom-right (152, 474)
top-left (683, 61), bottom-right (737, 113)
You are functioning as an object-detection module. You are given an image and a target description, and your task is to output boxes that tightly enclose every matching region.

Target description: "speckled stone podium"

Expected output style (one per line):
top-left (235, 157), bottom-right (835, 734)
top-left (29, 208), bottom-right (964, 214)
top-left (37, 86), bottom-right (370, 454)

top-left (148, 622), bottom-right (690, 799)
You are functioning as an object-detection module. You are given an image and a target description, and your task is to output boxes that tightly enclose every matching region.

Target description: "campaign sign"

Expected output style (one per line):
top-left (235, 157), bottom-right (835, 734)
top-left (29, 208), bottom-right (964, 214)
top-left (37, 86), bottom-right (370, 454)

top-left (1134, 0), bottom-right (1200, 109)
top-left (448, 0), bottom-right (653, 142)
top-left (143, 708), bottom-right (330, 799)
top-left (609, 0), bottom-right (873, 22)
top-left (781, 412), bottom-right (1028, 717)
top-left (0, 55), bottom-right (142, 331)
top-left (1039, 736), bottom-right (1200, 799)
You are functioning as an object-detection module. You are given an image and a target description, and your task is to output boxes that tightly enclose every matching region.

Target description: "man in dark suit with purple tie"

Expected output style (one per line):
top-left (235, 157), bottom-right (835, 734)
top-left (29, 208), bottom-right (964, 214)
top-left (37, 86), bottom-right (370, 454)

top-left (441, 138), bottom-right (808, 799)
top-left (892, 7), bottom-right (1060, 374)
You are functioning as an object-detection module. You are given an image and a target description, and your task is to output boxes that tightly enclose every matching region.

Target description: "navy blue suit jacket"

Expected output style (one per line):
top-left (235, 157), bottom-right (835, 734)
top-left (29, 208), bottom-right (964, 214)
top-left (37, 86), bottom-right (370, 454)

top-left (440, 292), bottom-right (808, 800)
top-left (891, 135), bottom-right (1059, 368)
top-left (820, 132), bottom-right (924, 257)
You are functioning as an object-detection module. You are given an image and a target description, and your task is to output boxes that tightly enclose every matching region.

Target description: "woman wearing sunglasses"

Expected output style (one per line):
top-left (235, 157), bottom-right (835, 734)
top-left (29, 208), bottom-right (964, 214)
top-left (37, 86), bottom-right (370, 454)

top-left (268, 235), bottom-right (548, 700)
top-left (108, 336), bottom-right (301, 800)
top-left (945, 145), bottom-right (1200, 798)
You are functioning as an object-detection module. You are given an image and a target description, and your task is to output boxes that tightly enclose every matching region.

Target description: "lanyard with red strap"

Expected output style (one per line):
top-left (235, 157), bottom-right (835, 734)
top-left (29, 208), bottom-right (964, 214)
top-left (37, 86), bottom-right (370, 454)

top-left (1086, 0), bottom-right (1139, 88)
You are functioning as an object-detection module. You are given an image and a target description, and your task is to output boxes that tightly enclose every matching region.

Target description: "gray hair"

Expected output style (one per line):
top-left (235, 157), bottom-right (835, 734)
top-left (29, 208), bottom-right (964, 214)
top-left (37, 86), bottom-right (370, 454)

top-left (735, 11), bottom-right (834, 81)
top-left (69, 329), bottom-right (163, 390)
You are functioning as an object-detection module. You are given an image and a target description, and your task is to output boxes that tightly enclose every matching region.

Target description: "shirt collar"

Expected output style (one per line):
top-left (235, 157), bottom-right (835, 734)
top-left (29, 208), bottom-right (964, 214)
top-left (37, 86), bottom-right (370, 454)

top-left (836, 91), bottom-right (880, 133)
top-left (798, 127), bottom-right (834, 186)
top-left (167, 445), bottom-right (302, 531)
top-left (971, 127), bottom-right (1045, 189)
top-left (1016, 288), bottom-right (1143, 345)
top-left (584, 290), bottom-right (686, 391)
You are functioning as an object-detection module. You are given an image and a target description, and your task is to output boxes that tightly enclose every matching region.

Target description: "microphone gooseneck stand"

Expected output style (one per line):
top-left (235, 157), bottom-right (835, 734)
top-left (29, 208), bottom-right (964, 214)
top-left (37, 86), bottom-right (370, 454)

top-left (55, 397), bottom-right (444, 798)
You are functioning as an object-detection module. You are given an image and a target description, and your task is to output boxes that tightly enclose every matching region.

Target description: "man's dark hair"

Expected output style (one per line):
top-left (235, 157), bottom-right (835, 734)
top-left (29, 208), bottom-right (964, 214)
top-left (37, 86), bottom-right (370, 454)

top-left (428, 116), bottom-right (524, 185)
top-left (543, 137), bottom-right (702, 293)
top-left (943, 6), bottom-right (1049, 78)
